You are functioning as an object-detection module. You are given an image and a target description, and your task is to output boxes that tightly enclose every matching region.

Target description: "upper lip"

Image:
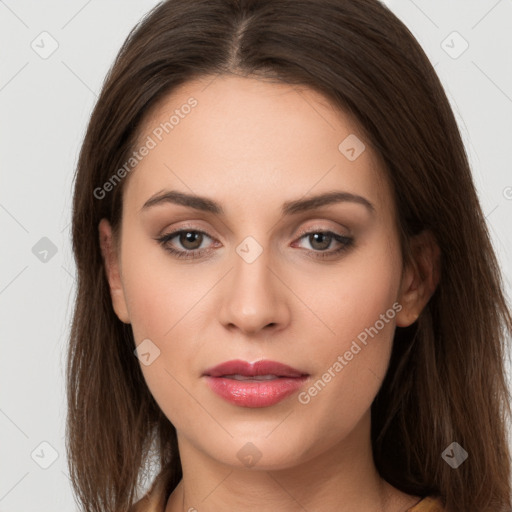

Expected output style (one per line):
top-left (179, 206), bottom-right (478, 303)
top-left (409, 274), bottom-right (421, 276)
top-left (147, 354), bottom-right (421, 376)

top-left (202, 359), bottom-right (308, 378)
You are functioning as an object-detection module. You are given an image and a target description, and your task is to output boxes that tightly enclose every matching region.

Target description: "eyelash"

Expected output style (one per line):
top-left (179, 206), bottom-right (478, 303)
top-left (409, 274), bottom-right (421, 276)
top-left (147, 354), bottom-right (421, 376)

top-left (155, 227), bottom-right (354, 260)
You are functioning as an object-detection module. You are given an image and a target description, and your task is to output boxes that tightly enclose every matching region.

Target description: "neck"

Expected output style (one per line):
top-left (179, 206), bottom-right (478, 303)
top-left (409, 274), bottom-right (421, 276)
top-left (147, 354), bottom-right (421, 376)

top-left (165, 411), bottom-right (418, 512)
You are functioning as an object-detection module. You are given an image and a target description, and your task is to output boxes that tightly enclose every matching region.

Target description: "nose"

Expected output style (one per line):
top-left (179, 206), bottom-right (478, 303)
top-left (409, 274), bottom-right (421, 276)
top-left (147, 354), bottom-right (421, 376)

top-left (217, 244), bottom-right (291, 336)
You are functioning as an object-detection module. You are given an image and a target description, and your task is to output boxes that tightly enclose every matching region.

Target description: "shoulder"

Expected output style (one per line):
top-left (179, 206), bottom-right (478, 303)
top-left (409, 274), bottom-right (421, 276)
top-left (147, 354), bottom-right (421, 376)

top-left (407, 496), bottom-right (446, 512)
top-left (128, 473), bottom-right (169, 512)
top-left (128, 480), bottom-right (445, 512)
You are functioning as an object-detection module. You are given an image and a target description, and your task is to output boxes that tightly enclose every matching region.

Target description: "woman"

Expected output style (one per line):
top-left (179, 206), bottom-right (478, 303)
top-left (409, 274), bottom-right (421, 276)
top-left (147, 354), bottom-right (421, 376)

top-left (66, 1), bottom-right (512, 511)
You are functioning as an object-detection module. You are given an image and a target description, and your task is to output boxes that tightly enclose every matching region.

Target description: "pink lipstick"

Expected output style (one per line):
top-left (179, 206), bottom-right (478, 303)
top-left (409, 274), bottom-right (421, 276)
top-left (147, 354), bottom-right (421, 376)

top-left (202, 359), bottom-right (309, 408)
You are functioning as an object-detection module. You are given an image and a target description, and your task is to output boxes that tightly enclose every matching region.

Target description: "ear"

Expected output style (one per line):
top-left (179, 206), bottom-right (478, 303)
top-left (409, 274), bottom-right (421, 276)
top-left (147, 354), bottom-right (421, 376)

top-left (98, 218), bottom-right (131, 324)
top-left (396, 230), bottom-right (440, 327)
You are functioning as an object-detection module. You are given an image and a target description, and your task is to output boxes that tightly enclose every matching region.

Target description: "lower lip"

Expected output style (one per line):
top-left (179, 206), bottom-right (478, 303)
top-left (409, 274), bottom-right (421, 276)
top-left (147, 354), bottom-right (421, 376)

top-left (204, 376), bottom-right (309, 408)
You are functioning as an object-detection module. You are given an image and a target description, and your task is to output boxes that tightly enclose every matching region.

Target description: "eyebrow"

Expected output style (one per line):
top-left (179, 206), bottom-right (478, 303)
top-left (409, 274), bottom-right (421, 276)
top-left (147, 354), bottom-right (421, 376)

top-left (140, 189), bottom-right (375, 215)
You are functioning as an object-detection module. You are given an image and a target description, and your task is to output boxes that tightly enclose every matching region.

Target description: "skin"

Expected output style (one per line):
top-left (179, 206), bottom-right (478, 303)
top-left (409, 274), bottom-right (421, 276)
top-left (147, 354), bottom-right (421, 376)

top-left (99, 75), bottom-right (439, 512)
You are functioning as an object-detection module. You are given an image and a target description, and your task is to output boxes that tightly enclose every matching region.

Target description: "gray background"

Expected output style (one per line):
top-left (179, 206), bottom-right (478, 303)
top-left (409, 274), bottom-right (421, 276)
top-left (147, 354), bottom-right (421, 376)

top-left (1, 1), bottom-right (511, 510)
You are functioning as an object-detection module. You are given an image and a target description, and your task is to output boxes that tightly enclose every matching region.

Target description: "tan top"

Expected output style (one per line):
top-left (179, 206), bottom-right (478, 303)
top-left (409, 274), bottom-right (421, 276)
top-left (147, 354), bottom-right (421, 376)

top-left (129, 473), bottom-right (445, 512)
top-left (407, 496), bottom-right (446, 511)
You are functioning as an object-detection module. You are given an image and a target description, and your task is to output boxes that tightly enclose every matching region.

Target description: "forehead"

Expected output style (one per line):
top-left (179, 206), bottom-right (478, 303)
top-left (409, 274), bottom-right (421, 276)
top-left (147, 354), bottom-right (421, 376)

top-left (123, 75), bottom-right (392, 217)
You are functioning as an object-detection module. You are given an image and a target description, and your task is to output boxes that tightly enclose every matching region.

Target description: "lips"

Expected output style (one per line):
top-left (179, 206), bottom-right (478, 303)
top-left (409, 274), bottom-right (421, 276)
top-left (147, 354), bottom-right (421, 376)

top-left (202, 359), bottom-right (308, 379)
top-left (202, 359), bottom-right (310, 408)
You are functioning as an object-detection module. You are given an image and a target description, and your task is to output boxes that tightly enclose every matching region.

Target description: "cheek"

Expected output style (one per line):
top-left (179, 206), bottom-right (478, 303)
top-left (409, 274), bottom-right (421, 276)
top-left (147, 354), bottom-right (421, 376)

top-left (120, 229), bottom-right (200, 340)
top-left (119, 232), bottom-right (212, 422)
top-left (288, 240), bottom-right (401, 426)
top-left (297, 239), bottom-right (401, 349)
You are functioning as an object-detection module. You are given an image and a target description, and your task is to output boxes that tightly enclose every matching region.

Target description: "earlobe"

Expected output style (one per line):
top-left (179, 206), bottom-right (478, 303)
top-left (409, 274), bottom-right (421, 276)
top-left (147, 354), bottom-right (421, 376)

top-left (98, 218), bottom-right (131, 324)
top-left (396, 230), bottom-right (440, 328)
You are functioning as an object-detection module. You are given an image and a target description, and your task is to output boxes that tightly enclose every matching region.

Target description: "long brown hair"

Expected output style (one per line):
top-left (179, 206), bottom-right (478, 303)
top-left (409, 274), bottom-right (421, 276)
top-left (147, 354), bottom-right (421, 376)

top-left (66, 1), bottom-right (512, 510)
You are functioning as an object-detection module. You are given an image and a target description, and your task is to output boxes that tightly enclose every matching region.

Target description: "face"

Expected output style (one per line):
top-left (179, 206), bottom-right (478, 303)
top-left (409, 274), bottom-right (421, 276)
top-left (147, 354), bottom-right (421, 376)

top-left (100, 75), bottom-right (425, 470)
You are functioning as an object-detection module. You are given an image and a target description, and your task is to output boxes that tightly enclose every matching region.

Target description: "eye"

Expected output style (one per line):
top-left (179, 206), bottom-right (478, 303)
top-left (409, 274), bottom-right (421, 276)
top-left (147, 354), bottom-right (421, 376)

top-left (156, 228), bottom-right (215, 259)
top-left (293, 229), bottom-right (354, 259)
